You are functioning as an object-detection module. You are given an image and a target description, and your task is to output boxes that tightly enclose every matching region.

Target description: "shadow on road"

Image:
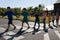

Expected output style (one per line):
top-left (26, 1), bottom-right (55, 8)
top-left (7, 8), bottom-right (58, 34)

top-left (6, 27), bottom-right (28, 40)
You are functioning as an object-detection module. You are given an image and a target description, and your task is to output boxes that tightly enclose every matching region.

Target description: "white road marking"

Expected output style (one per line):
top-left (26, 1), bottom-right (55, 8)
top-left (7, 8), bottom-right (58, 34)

top-left (35, 31), bottom-right (42, 34)
top-left (3, 31), bottom-right (16, 40)
top-left (13, 36), bottom-right (25, 40)
top-left (25, 28), bottom-right (33, 32)
top-left (44, 33), bottom-right (50, 40)
top-left (0, 27), bottom-right (6, 33)
top-left (3, 36), bottom-right (11, 39)
top-left (54, 31), bottom-right (60, 39)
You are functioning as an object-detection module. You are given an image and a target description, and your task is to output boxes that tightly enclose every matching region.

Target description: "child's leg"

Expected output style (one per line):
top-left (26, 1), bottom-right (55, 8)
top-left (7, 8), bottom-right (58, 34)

top-left (26, 21), bottom-right (30, 29)
top-left (7, 24), bottom-right (10, 30)
top-left (37, 22), bottom-right (40, 30)
top-left (43, 19), bottom-right (48, 32)
top-left (22, 21), bottom-right (24, 28)
top-left (56, 19), bottom-right (58, 26)
top-left (11, 23), bottom-right (16, 30)
top-left (52, 20), bottom-right (54, 26)
top-left (34, 21), bottom-right (36, 27)
top-left (33, 21), bottom-right (36, 30)
top-left (43, 19), bottom-right (46, 29)
top-left (49, 21), bottom-right (53, 29)
top-left (5, 20), bottom-right (10, 32)
top-left (49, 22), bottom-right (50, 27)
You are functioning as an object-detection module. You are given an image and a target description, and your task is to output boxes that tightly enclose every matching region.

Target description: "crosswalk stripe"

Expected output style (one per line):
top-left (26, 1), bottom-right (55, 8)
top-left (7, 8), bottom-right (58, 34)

top-left (0, 27), bottom-right (24, 40)
top-left (1, 23), bottom-right (60, 40)
top-left (35, 31), bottom-right (42, 34)
top-left (3, 31), bottom-right (16, 35)
top-left (3, 31), bottom-right (24, 40)
top-left (13, 36), bottom-right (25, 40)
top-left (0, 27), bottom-right (6, 33)
top-left (54, 30), bottom-right (60, 39)
top-left (25, 28), bottom-right (33, 32)
top-left (44, 33), bottom-right (50, 40)
top-left (3, 36), bottom-right (11, 40)
top-left (3, 31), bottom-right (16, 40)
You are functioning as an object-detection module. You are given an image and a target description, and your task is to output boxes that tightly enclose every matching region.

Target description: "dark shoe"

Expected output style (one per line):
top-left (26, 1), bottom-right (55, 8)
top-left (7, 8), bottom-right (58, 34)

top-left (44, 28), bottom-right (48, 32)
top-left (58, 25), bottom-right (60, 27)
top-left (5, 29), bottom-right (9, 32)
top-left (32, 29), bottom-right (36, 35)
top-left (36, 28), bottom-right (39, 32)
top-left (13, 26), bottom-right (16, 30)
top-left (27, 26), bottom-right (30, 29)
top-left (20, 27), bottom-right (23, 30)
top-left (0, 33), bottom-right (3, 37)
top-left (49, 26), bottom-right (53, 29)
top-left (54, 25), bottom-right (58, 28)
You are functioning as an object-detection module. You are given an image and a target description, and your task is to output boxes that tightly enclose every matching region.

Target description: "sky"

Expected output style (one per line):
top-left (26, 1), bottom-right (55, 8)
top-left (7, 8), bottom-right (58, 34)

top-left (0, 0), bottom-right (57, 10)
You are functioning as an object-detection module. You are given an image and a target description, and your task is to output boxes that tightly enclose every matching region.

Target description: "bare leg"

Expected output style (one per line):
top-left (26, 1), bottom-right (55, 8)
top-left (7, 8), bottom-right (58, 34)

top-left (38, 23), bottom-right (40, 30)
top-left (26, 22), bottom-right (30, 29)
top-left (33, 21), bottom-right (36, 30)
top-left (5, 24), bottom-right (10, 32)
top-left (11, 23), bottom-right (16, 30)
top-left (22, 22), bottom-right (24, 29)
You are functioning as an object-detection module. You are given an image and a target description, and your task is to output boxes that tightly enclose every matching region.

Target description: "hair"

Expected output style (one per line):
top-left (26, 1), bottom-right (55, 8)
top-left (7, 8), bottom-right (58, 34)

top-left (23, 8), bottom-right (27, 11)
top-left (7, 7), bottom-right (10, 9)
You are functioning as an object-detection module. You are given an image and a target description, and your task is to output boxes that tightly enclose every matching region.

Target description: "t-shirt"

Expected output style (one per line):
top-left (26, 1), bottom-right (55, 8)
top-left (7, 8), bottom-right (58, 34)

top-left (22, 11), bottom-right (28, 20)
top-left (35, 13), bottom-right (40, 21)
top-left (56, 15), bottom-right (59, 19)
top-left (4, 10), bottom-right (16, 20)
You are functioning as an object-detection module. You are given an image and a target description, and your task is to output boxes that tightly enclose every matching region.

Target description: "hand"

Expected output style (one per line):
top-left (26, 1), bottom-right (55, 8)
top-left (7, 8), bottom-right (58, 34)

top-left (16, 15), bottom-right (20, 18)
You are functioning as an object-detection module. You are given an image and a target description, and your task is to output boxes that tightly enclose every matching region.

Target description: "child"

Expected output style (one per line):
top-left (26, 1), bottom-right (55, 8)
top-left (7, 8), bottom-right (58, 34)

top-left (33, 10), bottom-right (40, 31)
top-left (2, 7), bottom-right (17, 32)
top-left (48, 13), bottom-right (53, 29)
top-left (43, 11), bottom-right (48, 32)
top-left (52, 13), bottom-right (55, 26)
top-left (56, 12), bottom-right (59, 27)
top-left (21, 8), bottom-right (30, 29)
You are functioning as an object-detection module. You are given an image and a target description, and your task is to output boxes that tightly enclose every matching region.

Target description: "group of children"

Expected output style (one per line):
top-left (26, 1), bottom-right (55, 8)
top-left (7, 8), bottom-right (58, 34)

top-left (2, 7), bottom-right (60, 33)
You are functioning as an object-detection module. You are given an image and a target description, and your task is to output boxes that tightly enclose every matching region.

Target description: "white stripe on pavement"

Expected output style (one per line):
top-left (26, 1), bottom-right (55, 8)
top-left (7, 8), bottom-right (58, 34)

top-left (35, 31), bottom-right (42, 34)
top-left (25, 28), bottom-right (33, 32)
top-left (0, 27), bottom-right (6, 33)
top-left (3, 31), bottom-right (16, 40)
top-left (13, 36), bottom-right (25, 40)
top-left (54, 30), bottom-right (60, 39)
top-left (3, 31), bottom-right (24, 40)
top-left (44, 33), bottom-right (50, 40)
top-left (3, 31), bottom-right (16, 35)
top-left (3, 36), bottom-right (11, 39)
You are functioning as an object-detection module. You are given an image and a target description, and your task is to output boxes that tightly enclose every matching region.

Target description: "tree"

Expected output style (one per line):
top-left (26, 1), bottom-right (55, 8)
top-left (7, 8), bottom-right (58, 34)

top-left (27, 7), bottom-right (33, 15)
top-left (14, 8), bottom-right (22, 15)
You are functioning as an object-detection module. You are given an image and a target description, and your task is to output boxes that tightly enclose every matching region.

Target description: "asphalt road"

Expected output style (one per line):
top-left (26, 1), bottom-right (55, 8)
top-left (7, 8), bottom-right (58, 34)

top-left (0, 18), bottom-right (60, 40)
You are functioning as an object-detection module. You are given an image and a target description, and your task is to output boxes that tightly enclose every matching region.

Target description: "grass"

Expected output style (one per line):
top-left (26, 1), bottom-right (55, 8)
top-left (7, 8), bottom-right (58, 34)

top-left (0, 15), bottom-right (52, 23)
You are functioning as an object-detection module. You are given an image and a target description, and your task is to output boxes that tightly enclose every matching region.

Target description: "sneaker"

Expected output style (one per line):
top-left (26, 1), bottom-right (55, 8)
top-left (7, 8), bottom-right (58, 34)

top-left (44, 28), bottom-right (48, 32)
top-left (27, 26), bottom-right (30, 29)
top-left (33, 27), bottom-right (35, 30)
top-left (13, 26), bottom-right (16, 30)
top-left (5, 29), bottom-right (9, 32)
top-left (49, 26), bottom-right (53, 29)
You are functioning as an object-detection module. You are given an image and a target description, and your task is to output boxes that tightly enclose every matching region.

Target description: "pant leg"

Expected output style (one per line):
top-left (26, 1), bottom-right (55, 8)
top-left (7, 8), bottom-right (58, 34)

top-left (43, 19), bottom-right (46, 29)
top-left (52, 20), bottom-right (54, 25)
top-left (56, 19), bottom-right (59, 26)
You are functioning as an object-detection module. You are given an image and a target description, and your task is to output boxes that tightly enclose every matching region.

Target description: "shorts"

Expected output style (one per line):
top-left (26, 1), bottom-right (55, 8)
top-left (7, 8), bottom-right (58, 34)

top-left (8, 19), bottom-right (12, 24)
top-left (22, 19), bottom-right (28, 23)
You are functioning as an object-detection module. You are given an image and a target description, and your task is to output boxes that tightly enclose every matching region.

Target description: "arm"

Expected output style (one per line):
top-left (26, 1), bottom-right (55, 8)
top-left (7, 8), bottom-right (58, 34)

top-left (2, 12), bottom-right (7, 18)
